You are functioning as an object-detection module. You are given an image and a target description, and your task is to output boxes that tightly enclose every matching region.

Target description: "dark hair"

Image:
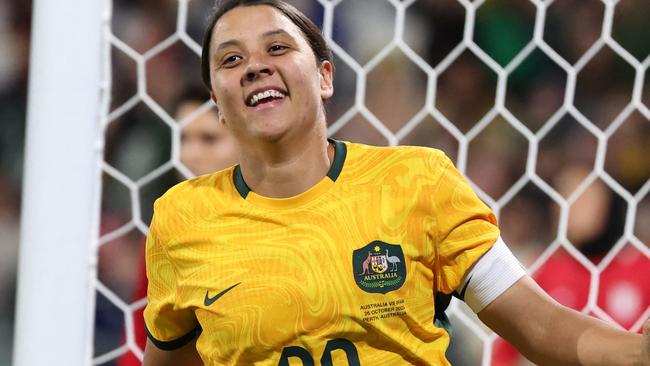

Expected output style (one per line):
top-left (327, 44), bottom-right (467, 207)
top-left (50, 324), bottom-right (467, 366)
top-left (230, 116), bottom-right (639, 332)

top-left (200, 0), bottom-right (333, 92)
top-left (171, 85), bottom-right (212, 114)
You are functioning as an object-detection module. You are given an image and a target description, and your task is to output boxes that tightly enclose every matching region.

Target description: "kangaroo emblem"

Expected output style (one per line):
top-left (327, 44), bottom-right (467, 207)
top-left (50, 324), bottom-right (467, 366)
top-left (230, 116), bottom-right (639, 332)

top-left (358, 251), bottom-right (372, 275)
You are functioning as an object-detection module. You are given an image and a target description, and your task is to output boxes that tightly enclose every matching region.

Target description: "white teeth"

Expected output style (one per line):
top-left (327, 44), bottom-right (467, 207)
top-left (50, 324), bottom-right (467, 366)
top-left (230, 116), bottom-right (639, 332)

top-left (249, 89), bottom-right (285, 106)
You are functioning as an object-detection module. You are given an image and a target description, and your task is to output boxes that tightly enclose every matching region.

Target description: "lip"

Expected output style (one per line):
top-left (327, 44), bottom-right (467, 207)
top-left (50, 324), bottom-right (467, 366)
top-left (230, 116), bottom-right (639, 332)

top-left (245, 86), bottom-right (289, 107)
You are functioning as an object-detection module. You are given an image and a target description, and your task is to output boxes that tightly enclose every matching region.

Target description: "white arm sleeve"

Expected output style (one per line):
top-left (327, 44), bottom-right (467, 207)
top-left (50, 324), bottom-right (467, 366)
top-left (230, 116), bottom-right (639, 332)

top-left (459, 237), bottom-right (527, 313)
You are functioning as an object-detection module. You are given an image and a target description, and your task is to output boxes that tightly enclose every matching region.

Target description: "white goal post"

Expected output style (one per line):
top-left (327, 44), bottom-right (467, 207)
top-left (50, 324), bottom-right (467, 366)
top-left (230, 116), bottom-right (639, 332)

top-left (13, 0), bottom-right (107, 365)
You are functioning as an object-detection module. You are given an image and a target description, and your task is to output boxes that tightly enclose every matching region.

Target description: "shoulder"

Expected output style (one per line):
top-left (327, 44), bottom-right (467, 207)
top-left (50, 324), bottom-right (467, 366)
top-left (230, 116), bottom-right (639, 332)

top-left (346, 141), bottom-right (449, 166)
top-left (152, 168), bottom-right (236, 229)
top-left (156, 169), bottom-right (229, 203)
top-left (343, 141), bottom-right (452, 182)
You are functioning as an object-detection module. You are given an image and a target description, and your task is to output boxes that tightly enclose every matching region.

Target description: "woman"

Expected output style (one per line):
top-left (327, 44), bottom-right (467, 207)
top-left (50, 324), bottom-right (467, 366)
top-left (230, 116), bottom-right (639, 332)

top-left (142, 1), bottom-right (650, 365)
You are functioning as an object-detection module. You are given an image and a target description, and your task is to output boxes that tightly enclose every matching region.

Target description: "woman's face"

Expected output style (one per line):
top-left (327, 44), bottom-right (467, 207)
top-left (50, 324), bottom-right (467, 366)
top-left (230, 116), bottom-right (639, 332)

top-left (177, 101), bottom-right (239, 175)
top-left (208, 5), bottom-right (333, 144)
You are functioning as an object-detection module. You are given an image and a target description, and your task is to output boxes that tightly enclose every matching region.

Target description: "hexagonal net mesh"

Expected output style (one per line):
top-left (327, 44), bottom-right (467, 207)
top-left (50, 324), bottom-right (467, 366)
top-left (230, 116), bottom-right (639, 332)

top-left (93, 0), bottom-right (650, 365)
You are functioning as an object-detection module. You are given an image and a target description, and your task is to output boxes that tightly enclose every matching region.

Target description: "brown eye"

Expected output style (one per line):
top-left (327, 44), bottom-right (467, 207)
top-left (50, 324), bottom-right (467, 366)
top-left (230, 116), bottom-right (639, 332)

top-left (222, 55), bottom-right (242, 66)
top-left (269, 44), bottom-right (287, 53)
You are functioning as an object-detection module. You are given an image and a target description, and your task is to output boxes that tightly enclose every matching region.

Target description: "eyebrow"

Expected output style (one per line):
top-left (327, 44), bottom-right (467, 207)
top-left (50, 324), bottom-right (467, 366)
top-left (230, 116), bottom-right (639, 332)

top-left (214, 29), bottom-right (295, 53)
top-left (261, 29), bottom-right (293, 40)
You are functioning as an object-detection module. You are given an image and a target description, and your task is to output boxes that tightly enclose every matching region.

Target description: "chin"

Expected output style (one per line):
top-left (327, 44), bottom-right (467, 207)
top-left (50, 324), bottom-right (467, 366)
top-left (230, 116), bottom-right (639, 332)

top-left (248, 119), bottom-right (292, 142)
top-left (252, 130), bottom-right (289, 144)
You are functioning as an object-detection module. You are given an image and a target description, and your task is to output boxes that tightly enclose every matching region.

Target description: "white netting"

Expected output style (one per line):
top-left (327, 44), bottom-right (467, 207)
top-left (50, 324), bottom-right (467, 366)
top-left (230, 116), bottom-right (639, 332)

top-left (93, 0), bottom-right (650, 365)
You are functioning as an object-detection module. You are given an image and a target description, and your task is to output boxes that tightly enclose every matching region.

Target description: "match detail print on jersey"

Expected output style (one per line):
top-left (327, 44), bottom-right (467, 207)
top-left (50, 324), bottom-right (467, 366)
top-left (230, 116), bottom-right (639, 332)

top-left (352, 241), bottom-right (406, 294)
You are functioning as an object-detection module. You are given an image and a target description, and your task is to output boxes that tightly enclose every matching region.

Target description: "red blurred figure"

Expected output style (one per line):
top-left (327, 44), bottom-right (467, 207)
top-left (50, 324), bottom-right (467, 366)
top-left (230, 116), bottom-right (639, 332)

top-left (492, 167), bottom-right (650, 365)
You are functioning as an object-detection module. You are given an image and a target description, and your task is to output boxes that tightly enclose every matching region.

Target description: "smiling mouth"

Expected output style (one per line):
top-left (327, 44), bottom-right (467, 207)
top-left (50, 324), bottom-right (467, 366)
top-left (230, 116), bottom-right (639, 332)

top-left (246, 88), bottom-right (288, 107)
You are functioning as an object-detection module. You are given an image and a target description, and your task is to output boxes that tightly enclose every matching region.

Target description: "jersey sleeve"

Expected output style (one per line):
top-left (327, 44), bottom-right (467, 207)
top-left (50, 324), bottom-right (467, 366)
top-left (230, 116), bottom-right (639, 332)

top-left (143, 199), bottom-right (200, 350)
top-left (429, 153), bottom-right (500, 295)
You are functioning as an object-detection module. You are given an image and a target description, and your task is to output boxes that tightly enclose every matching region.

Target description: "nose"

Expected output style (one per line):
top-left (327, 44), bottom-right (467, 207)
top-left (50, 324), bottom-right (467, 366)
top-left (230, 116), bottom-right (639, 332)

top-left (243, 61), bottom-right (273, 83)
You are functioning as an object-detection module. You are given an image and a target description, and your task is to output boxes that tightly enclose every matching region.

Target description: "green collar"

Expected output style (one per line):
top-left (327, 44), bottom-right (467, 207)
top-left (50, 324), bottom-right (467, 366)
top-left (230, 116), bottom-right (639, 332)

top-left (233, 139), bottom-right (346, 199)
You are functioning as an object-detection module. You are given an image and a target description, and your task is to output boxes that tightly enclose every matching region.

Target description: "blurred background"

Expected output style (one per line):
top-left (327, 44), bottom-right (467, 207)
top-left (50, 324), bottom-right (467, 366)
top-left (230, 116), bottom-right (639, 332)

top-left (2, 0), bottom-right (650, 365)
top-left (0, 1), bottom-right (31, 364)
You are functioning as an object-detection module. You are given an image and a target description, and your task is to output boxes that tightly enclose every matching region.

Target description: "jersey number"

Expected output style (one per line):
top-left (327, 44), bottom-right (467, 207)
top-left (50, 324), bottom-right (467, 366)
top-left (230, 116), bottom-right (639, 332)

top-left (278, 338), bottom-right (360, 366)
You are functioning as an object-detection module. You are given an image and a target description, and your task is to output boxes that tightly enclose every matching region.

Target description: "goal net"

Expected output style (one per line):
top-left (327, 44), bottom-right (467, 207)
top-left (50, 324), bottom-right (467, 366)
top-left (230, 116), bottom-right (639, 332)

top-left (92, 0), bottom-right (650, 365)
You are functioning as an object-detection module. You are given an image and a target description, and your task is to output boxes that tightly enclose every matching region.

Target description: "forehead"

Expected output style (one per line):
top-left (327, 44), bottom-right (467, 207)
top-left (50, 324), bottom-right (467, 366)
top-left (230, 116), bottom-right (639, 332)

top-left (211, 5), bottom-right (305, 48)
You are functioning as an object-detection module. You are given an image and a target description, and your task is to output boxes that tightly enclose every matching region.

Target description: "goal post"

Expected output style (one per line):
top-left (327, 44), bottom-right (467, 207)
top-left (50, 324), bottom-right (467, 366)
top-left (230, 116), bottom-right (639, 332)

top-left (13, 0), bottom-right (107, 365)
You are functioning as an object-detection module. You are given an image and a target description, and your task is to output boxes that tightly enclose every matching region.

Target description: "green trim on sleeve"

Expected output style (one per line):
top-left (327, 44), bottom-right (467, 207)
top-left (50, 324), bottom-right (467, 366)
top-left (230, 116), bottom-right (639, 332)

top-left (145, 324), bottom-right (202, 351)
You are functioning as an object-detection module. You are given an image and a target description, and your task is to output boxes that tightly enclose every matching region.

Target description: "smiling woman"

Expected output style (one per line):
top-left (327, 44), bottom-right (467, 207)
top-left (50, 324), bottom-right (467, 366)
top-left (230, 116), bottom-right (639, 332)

top-left (203, 3), bottom-right (334, 199)
top-left (140, 1), bottom-right (650, 366)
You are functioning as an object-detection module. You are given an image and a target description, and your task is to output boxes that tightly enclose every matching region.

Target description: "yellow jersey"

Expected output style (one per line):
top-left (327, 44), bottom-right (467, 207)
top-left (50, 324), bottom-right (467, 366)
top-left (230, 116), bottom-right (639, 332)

top-left (144, 140), bottom-right (498, 365)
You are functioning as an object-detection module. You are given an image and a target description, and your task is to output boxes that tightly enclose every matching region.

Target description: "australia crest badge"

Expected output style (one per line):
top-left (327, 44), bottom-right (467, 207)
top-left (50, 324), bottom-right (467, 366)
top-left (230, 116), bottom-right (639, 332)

top-left (352, 241), bottom-right (406, 294)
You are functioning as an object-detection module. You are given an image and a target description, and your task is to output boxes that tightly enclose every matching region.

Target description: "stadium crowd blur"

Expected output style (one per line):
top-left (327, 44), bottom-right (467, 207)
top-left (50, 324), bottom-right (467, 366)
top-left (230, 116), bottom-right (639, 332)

top-left (1, 0), bottom-right (649, 365)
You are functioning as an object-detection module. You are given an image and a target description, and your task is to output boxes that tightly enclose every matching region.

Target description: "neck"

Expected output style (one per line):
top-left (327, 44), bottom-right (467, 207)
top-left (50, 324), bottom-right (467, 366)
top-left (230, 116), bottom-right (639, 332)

top-left (238, 129), bottom-right (333, 199)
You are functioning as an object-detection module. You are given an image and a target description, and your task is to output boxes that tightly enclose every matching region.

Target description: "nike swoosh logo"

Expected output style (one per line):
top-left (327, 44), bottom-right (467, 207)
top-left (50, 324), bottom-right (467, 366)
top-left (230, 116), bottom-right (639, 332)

top-left (204, 282), bottom-right (241, 306)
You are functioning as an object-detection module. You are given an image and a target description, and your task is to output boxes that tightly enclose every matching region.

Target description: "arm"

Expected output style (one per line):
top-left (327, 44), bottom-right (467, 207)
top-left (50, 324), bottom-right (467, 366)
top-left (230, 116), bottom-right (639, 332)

top-left (142, 338), bottom-right (203, 366)
top-left (143, 200), bottom-right (204, 366)
top-left (478, 275), bottom-right (648, 366)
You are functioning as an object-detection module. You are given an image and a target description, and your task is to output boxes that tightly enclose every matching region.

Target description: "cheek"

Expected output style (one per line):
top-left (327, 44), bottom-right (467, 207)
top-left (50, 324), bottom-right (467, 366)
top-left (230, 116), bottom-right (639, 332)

top-left (290, 64), bottom-right (321, 101)
top-left (181, 139), bottom-right (198, 154)
top-left (213, 76), bottom-right (240, 107)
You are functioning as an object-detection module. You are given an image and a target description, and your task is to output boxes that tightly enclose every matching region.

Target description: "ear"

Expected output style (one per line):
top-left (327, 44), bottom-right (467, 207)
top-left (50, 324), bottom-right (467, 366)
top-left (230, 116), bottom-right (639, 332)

top-left (319, 60), bottom-right (334, 100)
top-left (210, 93), bottom-right (227, 125)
